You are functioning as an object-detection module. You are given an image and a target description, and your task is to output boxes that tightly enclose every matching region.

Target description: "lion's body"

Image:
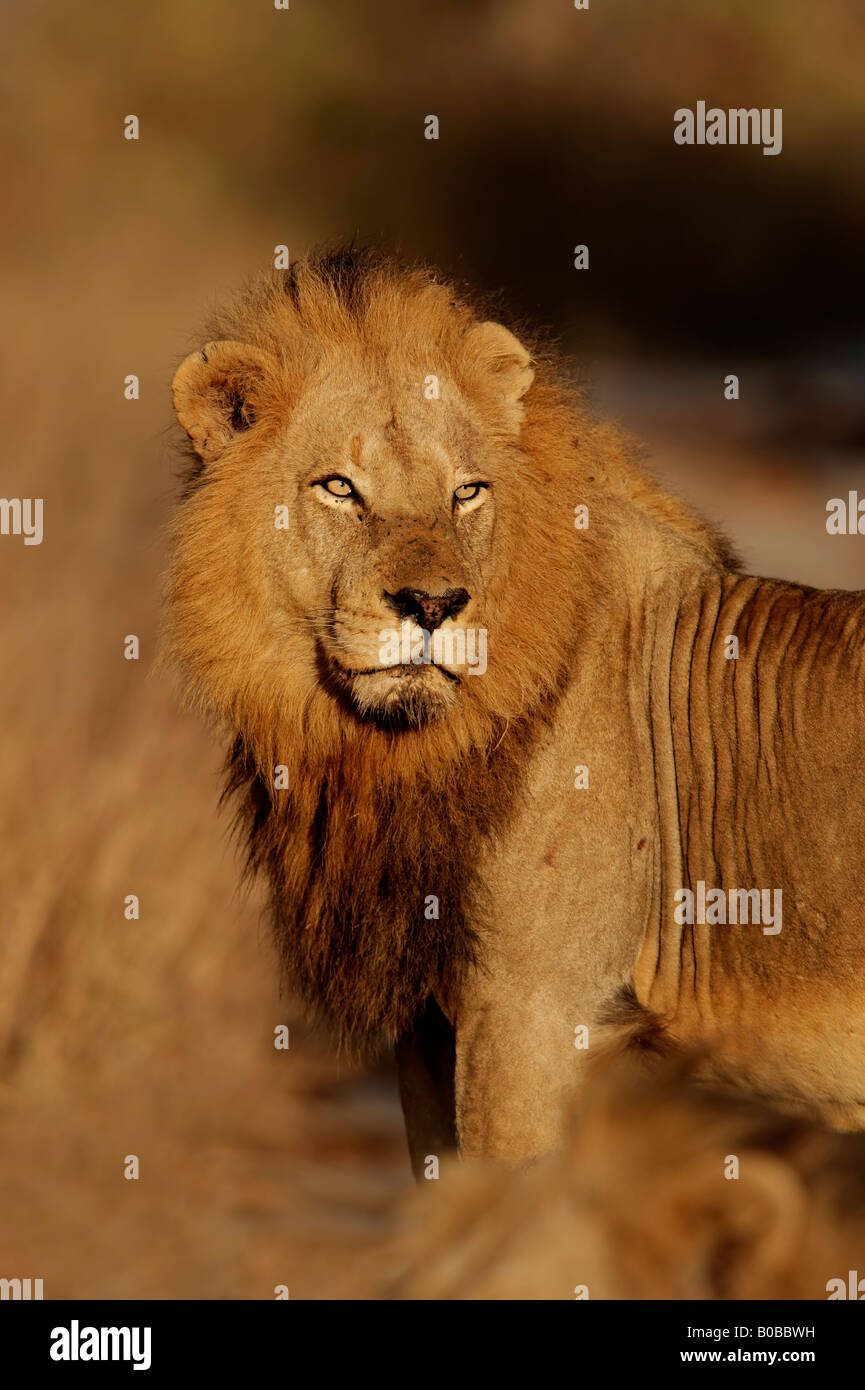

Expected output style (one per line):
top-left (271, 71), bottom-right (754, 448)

top-left (451, 571), bottom-right (865, 1161)
top-left (166, 247), bottom-right (865, 1169)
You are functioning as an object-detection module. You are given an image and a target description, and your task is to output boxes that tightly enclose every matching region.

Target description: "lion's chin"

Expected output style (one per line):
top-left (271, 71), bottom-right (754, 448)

top-left (337, 663), bottom-right (459, 725)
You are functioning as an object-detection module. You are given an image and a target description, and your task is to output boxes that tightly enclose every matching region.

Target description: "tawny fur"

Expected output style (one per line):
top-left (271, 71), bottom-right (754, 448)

top-left (395, 1042), bottom-right (865, 1300)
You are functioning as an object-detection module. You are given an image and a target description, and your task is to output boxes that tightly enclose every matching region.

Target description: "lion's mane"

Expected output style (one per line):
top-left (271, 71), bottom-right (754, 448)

top-left (164, 246), bottom-right (728, 1049)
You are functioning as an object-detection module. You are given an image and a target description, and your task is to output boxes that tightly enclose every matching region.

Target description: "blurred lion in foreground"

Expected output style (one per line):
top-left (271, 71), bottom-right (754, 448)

top-left (394, 1043), bottom-right (865, 1300)
top-left (165, 244), bottom-right (865, 1172)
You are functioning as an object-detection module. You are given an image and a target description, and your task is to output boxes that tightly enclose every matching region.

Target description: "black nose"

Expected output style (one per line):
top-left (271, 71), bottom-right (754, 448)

top-left (383, 586), bottom-right (470, 630)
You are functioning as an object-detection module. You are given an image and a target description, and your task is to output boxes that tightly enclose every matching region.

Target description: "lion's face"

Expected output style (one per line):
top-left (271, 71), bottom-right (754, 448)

top-left (275, 357), bottom-right (500, 722)
top-left (168, 292), bottom-right (550, 733)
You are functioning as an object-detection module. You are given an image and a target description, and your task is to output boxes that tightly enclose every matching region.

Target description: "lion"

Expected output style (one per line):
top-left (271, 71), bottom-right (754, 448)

top-left (165, 244), bottom-right (865, 1173)
top-left (393, 1043), bottom-right (865, 1300)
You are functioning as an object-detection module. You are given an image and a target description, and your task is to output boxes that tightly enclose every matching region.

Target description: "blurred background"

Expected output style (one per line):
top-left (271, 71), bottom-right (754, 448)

top-left (0, 0), bottom-right (863, 1298)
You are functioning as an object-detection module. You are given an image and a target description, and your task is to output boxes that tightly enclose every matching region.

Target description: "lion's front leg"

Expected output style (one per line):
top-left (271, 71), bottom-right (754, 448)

top-left (453, 997), bottom-right (582, 1161)
top-left (452, 974), bottom-right (643, 1161)
top-left (395, 996), bottom-right (458, 1179)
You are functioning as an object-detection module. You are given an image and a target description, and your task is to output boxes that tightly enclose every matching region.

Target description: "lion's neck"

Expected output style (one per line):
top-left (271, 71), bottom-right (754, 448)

top-left (224, 710), bottom-right (547, 1051)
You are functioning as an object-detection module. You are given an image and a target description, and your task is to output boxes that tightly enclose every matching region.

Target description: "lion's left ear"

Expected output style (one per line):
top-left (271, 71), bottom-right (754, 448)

top-left (465, 321), bottom-right (534, 426)
top-left (172, 339), bottom-right (273, 464)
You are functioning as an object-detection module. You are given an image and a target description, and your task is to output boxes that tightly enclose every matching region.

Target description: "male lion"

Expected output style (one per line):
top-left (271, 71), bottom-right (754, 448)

top-left (165, 245), bottom-right (865, 1171)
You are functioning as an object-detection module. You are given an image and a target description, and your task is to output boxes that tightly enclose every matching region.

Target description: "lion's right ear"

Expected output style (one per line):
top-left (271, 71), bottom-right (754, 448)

top-left (172, 340), bottom-right (273, 463)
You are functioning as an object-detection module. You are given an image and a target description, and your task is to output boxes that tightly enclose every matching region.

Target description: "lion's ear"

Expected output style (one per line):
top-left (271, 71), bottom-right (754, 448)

top-left (172, 340), bottom-right (273, 463)
top-left (672, 1152), bottom-right (806, 1299)
top-left (466, 321), bottom-right (534, 420)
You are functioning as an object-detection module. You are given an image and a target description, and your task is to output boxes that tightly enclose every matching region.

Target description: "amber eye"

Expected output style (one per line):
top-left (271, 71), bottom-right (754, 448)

top-left (320, 476), bottom-right (354, 497)
top-left (454, 483), bottom-right (484, 503)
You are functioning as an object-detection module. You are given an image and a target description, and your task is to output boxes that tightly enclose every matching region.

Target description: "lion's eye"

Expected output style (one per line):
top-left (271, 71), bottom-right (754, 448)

top-left (320, 476), bottom-right (355, 497)
top-left (454, 483), bottom-right (484, 503)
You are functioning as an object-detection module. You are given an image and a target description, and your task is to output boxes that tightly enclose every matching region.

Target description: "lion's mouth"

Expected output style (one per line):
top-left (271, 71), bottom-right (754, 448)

top-left (337, 662), bottom-right (459, 683)
top-left (327, 657), bottom-right (461, 724)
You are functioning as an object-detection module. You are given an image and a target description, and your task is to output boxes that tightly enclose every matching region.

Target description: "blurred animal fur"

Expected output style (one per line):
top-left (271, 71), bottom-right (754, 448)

top-left (395, 1039), bottom-right (865, 1300)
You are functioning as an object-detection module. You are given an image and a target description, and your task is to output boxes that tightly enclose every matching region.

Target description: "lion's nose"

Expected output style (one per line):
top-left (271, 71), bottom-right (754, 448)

top-left (383, 586), bottom-right (470, 630)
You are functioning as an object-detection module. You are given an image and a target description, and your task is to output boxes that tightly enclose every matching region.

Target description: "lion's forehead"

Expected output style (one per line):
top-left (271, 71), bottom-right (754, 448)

top-left (287, 362), bottom-right (487, 472)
